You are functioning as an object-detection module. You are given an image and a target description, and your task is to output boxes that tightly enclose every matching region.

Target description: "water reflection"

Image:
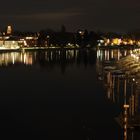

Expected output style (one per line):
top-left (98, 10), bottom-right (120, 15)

top-left (0, 52), bottom-right (34, 66)
top-left (97, 48), bottom-right (140, 140)
top-left (97, 49), bottom-right (133, 61)
top-left (0, 49), bottom-right (96, 73)
top-left (1, 48), bottom-right (140, 139)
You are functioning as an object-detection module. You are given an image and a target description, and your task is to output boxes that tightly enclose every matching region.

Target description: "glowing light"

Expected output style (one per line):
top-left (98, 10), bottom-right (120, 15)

top-left (112, 38), bottom-right (122, 45)
top-left (7, 25), bottom-right (12, 34)
top-left (123, 104), bottom-right (129, 108)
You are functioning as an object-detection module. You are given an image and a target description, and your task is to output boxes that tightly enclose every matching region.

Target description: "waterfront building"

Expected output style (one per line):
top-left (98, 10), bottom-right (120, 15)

top-left (24, 36), bottom-right (38, 47)
top-left (98, 37), bottom-right (140, 47)
top-left (0, 36), bottom-right (26, 49)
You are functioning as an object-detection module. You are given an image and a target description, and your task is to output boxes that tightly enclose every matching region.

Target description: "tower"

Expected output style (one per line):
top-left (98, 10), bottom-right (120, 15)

top-left (7, 25), bottom-right (12, 35)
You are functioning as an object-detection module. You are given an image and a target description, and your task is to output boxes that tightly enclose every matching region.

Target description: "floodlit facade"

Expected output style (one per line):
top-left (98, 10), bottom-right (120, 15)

top-left (4, 40), bottom-right (19, 49)
top-left (0, 36), bottom-right (26, 49)
top-left (7, 25), bottom-right (12, 35)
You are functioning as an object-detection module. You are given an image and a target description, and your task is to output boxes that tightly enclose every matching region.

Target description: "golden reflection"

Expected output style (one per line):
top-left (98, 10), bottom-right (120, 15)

top-left (97, 48), bottom-right (140, 140)
top-left (0, 52), bottom-right (34, 66)
top-left (96, 49), bottom-right (133, 61)
top-left (0, 50), bottom-right (82, 66)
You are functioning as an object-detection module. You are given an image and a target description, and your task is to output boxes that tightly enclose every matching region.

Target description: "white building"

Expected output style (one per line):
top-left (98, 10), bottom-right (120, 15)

top-left (0, 36), bottom-right (26, 49)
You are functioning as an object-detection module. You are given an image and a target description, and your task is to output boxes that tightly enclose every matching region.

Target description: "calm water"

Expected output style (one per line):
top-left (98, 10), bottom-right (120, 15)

top-left (0, 49), bottom-right (139, 140)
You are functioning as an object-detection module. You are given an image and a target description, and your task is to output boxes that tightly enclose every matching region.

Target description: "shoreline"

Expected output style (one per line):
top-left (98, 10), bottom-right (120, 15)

top-left (98, 45), bottom-right (140, 50)
top-left (0, 47), bottom-right (96, 52)
top-left (0, 45), bottom-right (139, 52)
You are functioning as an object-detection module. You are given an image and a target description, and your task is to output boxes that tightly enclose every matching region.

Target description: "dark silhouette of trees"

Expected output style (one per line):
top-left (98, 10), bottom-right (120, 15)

top-left (48, 25), bottom-right (75, 47)
top-left (75, 29), bottom-right (100, 48)
top-left (76, 30), bottom-right (83, 46)
top-left (126, 29), bottom-right (140, 40)
top-left (88, 31), bottom-right (101, 46)
top-left (37, 30), bottom-right (47, 47)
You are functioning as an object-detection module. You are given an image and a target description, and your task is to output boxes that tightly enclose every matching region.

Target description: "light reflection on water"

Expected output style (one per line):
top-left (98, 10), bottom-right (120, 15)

top-left (0, 48), bottom-right (139, 140)
top-left (0, 52), bottom-right (34, 66)
top-left (0, 49), bottom-right (96, 67)
top-left (96, 48), bottom-right (133, 61)
top-left (97, 48), bottom-right (140, 140)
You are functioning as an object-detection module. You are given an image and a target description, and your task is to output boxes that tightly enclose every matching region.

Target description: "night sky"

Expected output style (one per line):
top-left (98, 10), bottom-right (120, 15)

top-left (0, 0), bottom-right (140, 32)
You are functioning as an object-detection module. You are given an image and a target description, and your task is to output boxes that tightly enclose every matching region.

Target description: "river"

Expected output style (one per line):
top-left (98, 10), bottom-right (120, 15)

top-left (0, 48), bottom-right (139, 140)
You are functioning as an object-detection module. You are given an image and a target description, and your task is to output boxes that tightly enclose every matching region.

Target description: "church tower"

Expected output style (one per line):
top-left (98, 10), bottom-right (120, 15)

top-left (7, 25), bottom-right (12, 35)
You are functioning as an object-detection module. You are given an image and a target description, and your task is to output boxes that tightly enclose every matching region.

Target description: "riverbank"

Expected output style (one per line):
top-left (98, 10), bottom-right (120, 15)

top-left (0, 46), bottom-right (96, 52)
top-left (98, 45), bottom-right (140, 50)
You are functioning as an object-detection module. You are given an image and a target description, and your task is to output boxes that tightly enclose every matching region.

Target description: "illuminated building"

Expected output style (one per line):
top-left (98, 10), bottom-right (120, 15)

top-left (97, 37), bottom-right (140, 47)
top-left (0, 36), bottom-right (26, 49)
top-left (4, 40), bottom-right (19, 49)
top-left (24, 36), bottom-right (38, 47)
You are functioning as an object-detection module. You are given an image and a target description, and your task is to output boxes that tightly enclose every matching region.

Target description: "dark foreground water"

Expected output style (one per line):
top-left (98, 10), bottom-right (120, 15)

top-left (0, 49), bottom-right (139, 140)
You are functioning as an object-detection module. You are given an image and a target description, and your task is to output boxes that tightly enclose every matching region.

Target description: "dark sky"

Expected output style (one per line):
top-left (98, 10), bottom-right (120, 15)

top-left (0, 0), bottom-right (140, 32)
